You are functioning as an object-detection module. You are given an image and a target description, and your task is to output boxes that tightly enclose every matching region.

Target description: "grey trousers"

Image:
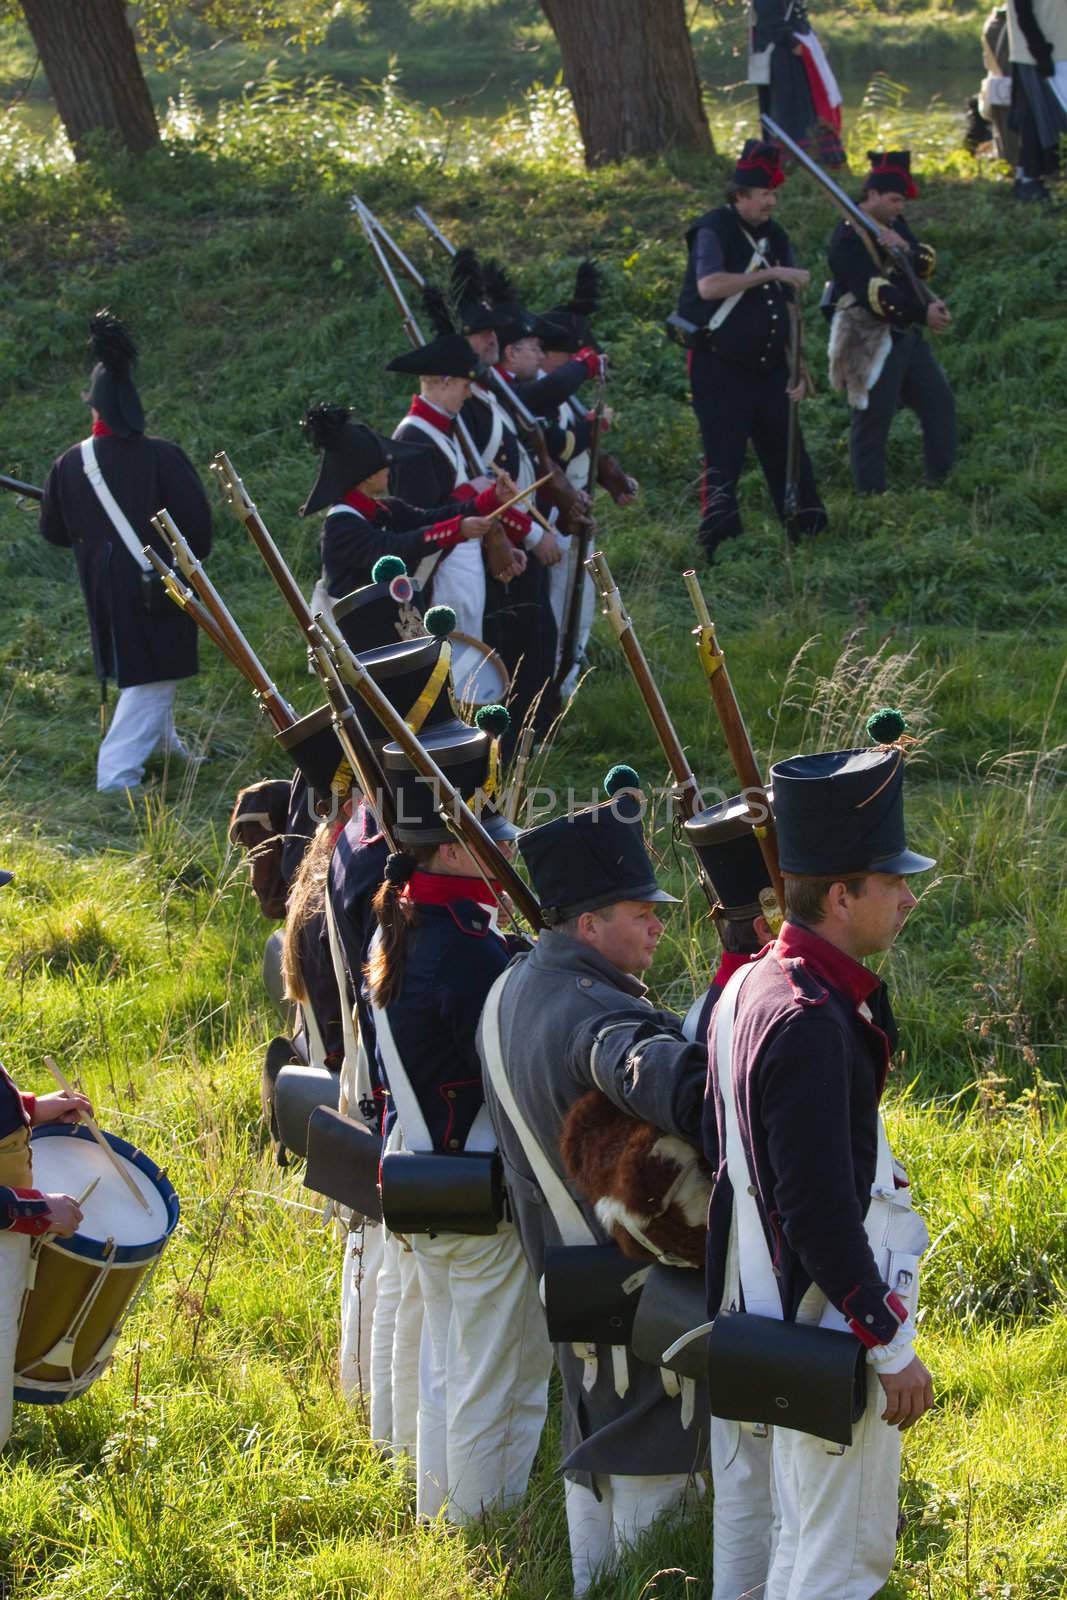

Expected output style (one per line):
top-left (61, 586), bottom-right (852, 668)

top-left (849, 328), bottom-right (956, 495)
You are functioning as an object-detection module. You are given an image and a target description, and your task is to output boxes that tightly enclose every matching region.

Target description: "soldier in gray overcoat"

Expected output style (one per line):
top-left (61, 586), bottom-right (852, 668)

top-left (477, 774), bottom-right (708, 1597)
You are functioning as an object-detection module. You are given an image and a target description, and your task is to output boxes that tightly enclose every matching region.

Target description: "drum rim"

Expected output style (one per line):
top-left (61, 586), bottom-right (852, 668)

top-left (448, 632), bottom-right (511, 700)
top-left (30, 1124), bottom-right (180, 1263)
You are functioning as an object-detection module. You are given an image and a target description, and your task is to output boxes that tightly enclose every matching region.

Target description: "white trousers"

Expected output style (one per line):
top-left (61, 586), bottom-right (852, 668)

top-left (430, 541), bottom-right (485, 641)
top-left (369, 1229), bottom-right (423, 1461)
top-left (564, 1472), bottom-right (693, 1597)
top-left (97, 679), bottom-right (183, 791)
top-left (710, 1370), bottom-right (901, 1600)
top-left (0, 1231), bottom-right (31, 1449)
top-left (711, 1419), bottom-right (776, 1600)
top-left (411, 1222), bottom-right (551, 1524)
top-left (766, 1368), bottom-right (900, 1600)
top-left (546, 535), bottom-right (594, 692)
top-left (338, 1220), bottom-right (385, 1409)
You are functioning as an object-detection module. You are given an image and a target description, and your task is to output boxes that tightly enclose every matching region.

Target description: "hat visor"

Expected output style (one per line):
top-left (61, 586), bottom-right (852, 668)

top-left (869, 848), bottom-right (936, 876)
top-left (481, 812), bottom-right (520, 845)
top-left (0, 868), bottom-right (12, 888)
top-left (550, 881), bottom-right (680, 921)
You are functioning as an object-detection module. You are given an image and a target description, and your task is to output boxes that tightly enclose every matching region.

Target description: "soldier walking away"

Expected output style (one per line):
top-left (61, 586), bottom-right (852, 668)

top-left (676, 141), bottom-right (827, 561)
top-left (748, 0), bottom-right (846, 166)
top-left (1005, 0), bottom-right (1067, 201)
top-left (826, 153), bottom-right (956, 496)
top-left (704, 712), bottom-right (935, 1600)
top-left (39, 312), bottom-right (213, 792)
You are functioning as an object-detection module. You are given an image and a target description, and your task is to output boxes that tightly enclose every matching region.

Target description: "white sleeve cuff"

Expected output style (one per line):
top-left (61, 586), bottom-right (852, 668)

top-left (866, 1322), bottom-right (915, 1375)
top-left (524, 524), bottom-right (544, 549)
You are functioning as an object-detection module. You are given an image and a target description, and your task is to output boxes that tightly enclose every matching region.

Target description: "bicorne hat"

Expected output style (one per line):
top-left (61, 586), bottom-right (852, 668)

top-left (864, 151), bottom-right (918, 200)
top-left (538, 260), bottom-right (601, 353)
top-left (300, 403), bottom-right (426, 517)
top-left (771, 711), bottom-right (935, 878)
top-left (683, 789), bottom-right (775, 920)
top-left (86, 310), bottom-right (145, 437)
top-left (381, 705), bottom-right (517, 845)
top-left (483, 259), bottom-right (537, 351)
top-left (518, 766), bottom-right (680, 925)
top-left (731, 139), bottom-right (785, 191)
top-left (450, 248), bottom-right (506, 336)
top-left (386, 333), bottom-right (483, 380)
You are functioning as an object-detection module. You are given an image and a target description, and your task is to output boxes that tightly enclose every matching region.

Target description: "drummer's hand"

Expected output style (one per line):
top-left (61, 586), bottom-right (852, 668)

top-left (532, 528), bottom-right (563, 565)
top-left (43, 1193), bottom-right (83, 1237)
top-left (459, 515), bottom-right (494, 542)
top-left (32, 1090), bottom-right (93, 1126)
top-left (492, 470), bottom-right (519, 504)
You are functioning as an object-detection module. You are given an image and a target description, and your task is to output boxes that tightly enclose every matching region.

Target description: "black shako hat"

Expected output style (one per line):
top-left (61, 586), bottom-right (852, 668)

top-left (683, 789), bottom-right (775, 920)
top-left (483, 259), bottom-right (538, 351)
top-left (771, 719), bottom-right (934, 878)
top-left (386, 332), bottom-right (482, 380)
top-left (864, 151), bottom-right (919, 200)
top-left (300, 403), bottom-right (426, 518)
top-left (731, 138), bottom-right (785, 191)
top-left (538, 260), bottom-right (601, 353)
top-left (275, 629), bottom-right (468, 806)
top-left (519, 772), bottom-right (679, 925)
top-left (333, 555), bottom-right (428, 655)
top-left (86, 310), bottom-right (145, 437)
top-left (381, 706), bottom-right (517, 846)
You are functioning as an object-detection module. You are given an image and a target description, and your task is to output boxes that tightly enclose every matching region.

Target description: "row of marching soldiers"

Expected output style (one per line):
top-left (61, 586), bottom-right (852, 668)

top-left (232, 556), bottom-right (936, 1597)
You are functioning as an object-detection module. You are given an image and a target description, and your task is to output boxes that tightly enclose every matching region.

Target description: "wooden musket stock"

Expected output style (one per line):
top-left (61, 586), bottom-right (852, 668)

top-left (683, 569), bottom-right (785, 912)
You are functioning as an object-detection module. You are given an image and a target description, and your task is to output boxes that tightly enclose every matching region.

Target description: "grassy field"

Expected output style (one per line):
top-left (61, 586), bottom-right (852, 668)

top-left (1, 12), bottom-right (1066, 1597)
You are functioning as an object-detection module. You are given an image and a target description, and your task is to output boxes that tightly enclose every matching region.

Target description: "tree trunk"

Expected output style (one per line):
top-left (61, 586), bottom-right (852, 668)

top-left (20, 0), bottom-right (159, 161)
top-left (540, 0), bottom-right (713, 168)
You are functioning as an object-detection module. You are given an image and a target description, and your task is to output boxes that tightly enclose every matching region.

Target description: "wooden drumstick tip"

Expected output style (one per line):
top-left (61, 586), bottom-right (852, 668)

top-left (42, 1055), bottom-right (152, 1213)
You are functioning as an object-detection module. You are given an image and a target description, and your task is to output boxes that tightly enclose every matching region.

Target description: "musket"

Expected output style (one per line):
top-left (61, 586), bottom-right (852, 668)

top-left (783, 301), bottom-right (802, 541)
top-left (761, 114), bottom-right (936, 308)
top-left (553, 373), bottom-right (605, 702)
top-left (349, 196), bottom-right (485, 481)
top-left (409, 204), bottom-right (594, 537)
top-left (585, 551), bottom-right (706, 827)
top-left (1, 471), bottom-right (43, 503)
top-left (315, 610), bottom-right (546, 933)
top-left (150, 509), bottom-right (297, 733)
top-left (683, 569), bottom-right (785, 912)
top-left (141, 545), bottom-right (247, 683)
top-left (209, 451), bottom-right (399, 843)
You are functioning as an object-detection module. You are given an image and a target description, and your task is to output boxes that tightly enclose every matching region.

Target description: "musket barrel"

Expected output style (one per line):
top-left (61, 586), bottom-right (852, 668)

top-left (1, 472), bottom-right (43, 502)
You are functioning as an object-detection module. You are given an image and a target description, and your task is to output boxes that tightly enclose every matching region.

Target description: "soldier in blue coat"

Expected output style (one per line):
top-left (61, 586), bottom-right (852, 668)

top-left (39, 312), bottom-right (212, 791)
top-left (363, 709), bottom-right (551, 1523)
top-left (704, 711), bottom-right (935, 1600)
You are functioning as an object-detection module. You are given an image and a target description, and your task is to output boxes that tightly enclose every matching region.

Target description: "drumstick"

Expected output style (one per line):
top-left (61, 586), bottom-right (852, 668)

top-left (75, 1177), bottom-right (100, 1207)
top-left (489, 466), bottom-right (557, 535)
top-left (43, 1056), bottom-right (152, 1213)
top-left (483, 473), bottom-right (553, 521)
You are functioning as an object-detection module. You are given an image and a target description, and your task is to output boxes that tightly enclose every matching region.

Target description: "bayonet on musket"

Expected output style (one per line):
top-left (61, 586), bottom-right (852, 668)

top-left (761, 114), bottom-right (936, 307)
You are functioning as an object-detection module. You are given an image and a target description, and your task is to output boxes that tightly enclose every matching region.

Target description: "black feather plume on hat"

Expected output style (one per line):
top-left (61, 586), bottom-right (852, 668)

top-left (88, 310), bottom-right (138, 379)
top-left (302, 402), bottom-right (352, 452)
top-left (450, 247), bottom-right (486, 304)
top-left (421, 282), bottom-right (456, 338)
top-left (483, 258), bottom-right (519, 307)
top-left (567, 260), bottom-right (602, 318)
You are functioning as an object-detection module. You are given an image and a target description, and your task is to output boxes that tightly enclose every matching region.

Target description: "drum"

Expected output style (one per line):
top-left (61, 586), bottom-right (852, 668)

top-left (14, 1124), bottom-right (180, 1405)
top-left (449, 632), bottom-right (511, 713)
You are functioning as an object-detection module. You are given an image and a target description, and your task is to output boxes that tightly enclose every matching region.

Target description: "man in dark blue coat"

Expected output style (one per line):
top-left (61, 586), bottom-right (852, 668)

top-left (39, 312), bottom-right (212, 792)
top-left (704, 712), bottom-right (935, 1600)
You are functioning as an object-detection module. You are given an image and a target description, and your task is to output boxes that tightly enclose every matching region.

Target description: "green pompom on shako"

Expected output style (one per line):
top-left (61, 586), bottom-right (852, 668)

top-left (474, 704), bottom-right (511, 736)
top-left (866, 707), bottom-right (908, 745)
top-left (423, 605), bottom-right (456, 639)
top-left (371, 554), bottom-right (408, 583)
top-left (604, 764), bottom-right (640, 797)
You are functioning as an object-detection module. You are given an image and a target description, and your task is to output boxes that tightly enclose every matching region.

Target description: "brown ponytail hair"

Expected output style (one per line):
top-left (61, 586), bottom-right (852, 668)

top-left (365, 845), bottom-right (438, 1007)
top-left (281, 821), bottom-right (336, 1004)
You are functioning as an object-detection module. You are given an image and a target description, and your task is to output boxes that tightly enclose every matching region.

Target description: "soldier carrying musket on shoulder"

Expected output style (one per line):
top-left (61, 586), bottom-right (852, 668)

top-left (826, 151), bottom-right (956, 497)
top-left (675, 140), bottom-right (828, 563)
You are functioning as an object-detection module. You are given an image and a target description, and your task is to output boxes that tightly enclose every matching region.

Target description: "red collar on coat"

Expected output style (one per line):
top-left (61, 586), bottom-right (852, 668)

top-left (340, 487), bottom-right (380, 517)
top-left (405, 869), bottom-right (499, 910)
top-left (408, 395), bottom-right (455, 432)
top-left (91, 419), bottom-right (113, 438)
top-left (493, 365), bottom-right (516, 385)
top-left (710, 948), bottom-right (759, 992)
top-left (775, 921), bottom-right (880, 1007)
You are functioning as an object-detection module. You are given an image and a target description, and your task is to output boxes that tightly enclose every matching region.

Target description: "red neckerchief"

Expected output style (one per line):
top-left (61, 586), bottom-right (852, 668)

top-left (408, 394), bottom-right (455, 433)
top-left (710, 948), bottom-right (757, 992)
top-left (340, 487), bottom-right (380, 518)
top-left (91, 419), bottom-right (113, 438)
top-left (405, 869), bottom-right (500, 911)
top-left (775, 921), bottom-right (880, 1007)
top-left (493, 364), bottom-right (516, 385)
